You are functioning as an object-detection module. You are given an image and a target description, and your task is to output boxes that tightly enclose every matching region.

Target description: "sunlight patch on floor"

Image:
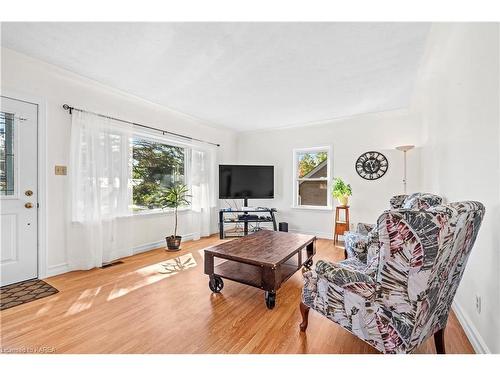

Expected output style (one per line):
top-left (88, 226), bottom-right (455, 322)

top-left (35, 295), bottom-right (61, 316)
top-left (106, 253), bottom-right (197, 301)
top-left (64, 286), bottom-right (102, 316)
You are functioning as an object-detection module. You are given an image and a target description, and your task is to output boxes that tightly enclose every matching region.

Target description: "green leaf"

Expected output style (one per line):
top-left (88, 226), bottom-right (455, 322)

top-left (332, 177), bottom-right (352, 198)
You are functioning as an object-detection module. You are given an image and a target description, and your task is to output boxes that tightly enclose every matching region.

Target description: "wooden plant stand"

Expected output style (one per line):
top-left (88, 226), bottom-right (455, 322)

top-left (334, 205), bottom-right (350, 245)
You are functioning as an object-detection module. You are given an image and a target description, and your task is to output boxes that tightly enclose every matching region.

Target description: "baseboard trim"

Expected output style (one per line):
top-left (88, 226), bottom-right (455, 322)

top-left (133, 232), bottom-right (198, 254)
top-left (46, 263), bottom-right (69, 278)
top-left (452, 301), bottom-right (491, 354)
top-left (133, 239), bottom-right (166, 254)
top-left (289, 228), bottom-right (333, 240)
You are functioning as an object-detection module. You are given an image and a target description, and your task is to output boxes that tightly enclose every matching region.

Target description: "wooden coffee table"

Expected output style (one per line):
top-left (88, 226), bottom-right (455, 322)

top-left (204, 230), bottom-right (316, 309)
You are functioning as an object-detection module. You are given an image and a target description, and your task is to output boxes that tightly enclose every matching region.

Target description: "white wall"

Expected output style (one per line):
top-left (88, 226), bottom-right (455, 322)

top-left (1, 48), bottom-right (237, 277)
top-left (235, 110), bottom-right (423, 238)
top-left (413, 23), bottom-right (500, 353)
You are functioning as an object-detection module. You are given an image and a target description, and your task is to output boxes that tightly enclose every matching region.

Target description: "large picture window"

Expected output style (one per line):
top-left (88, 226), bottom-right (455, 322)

top-left (131, 136), bottom-right (186, 212)
top-left (293, 146), bottom-right (331, 209)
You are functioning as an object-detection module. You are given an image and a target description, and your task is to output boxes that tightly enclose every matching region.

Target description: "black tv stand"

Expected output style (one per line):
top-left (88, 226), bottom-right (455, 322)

top-left (219, 207), bottom-right (277, 239)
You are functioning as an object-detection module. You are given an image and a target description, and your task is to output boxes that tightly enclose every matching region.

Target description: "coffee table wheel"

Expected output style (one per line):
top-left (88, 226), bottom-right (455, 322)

top-left (304, 259), bottom-right (313, 268)
top-left (209, 276), bottom-right (224, 293)
top-left (265, 291), bottom-right (276, 309)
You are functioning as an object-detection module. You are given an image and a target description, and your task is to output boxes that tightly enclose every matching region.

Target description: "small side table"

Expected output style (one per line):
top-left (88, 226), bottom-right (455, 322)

top-left (334, 205), bottom-right (350, 246)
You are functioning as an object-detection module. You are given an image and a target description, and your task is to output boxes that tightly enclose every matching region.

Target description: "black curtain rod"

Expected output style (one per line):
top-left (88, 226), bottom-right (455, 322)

top-left (62, 104), bottom-right (220, 147)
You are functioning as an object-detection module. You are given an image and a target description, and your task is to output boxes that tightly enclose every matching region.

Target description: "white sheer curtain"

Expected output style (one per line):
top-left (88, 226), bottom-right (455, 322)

top-left (67, 111), bottom-right (134, 270)
top-left (190, 146), bottom-right (217, 240)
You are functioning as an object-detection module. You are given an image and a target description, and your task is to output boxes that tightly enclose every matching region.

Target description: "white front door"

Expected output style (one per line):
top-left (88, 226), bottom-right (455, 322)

top-left (0, 96), bottom-right (38, 286)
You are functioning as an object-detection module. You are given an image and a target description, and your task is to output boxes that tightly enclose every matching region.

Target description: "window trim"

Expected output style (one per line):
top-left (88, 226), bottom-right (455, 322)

top-left (130, 130), bottom-right (191, 215)
top-left (292, 145), bottom-right (332, 210)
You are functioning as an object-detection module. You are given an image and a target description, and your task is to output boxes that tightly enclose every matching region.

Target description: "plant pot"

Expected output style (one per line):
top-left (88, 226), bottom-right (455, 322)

top-left (337, 195), bottom-right (349, 206)
top-left (166, 236), bottom-right (182, 251)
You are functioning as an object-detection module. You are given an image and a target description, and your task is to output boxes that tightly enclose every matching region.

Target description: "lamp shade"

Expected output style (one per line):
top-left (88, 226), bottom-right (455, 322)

top-left (396, 145), bottom-right (415, 152)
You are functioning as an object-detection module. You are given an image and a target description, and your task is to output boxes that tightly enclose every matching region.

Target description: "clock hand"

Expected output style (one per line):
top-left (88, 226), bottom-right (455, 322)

top-left (368, 159), bottom-right (375, 172)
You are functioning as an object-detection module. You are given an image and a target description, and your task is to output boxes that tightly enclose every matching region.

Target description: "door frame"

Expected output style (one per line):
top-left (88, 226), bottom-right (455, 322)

top-left (1, 89), bottom-right (48, 279)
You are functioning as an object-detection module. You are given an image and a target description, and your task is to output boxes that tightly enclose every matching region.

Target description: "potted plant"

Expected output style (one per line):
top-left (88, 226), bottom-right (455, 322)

top-left (332, 177), bottom-right (352, 206)
top-left (156, 183), bottom-right (191, 251)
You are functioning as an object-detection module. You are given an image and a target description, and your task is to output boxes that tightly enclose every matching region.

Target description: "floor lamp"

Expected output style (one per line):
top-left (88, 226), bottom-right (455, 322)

top-left (395, 145), bottom-right (415, 194)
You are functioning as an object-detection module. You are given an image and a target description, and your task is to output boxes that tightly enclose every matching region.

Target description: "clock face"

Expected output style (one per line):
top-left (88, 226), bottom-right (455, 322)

top-left (355, 151), bottom-right (389, 180)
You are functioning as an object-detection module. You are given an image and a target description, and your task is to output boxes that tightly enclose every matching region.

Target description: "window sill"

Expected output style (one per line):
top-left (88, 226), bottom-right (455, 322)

top-left (70, 208), bottom-right (192, 224)
top-left (129, 207), bottom-right (191, 217)
top-left (291, 205), bottom-right (333, 211)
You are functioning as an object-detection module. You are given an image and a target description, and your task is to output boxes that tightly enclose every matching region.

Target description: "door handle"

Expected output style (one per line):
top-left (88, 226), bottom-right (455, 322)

top-left (25, 190), bottom-right (33, 196)
top-left (25, 202), bottom-right (33, 209)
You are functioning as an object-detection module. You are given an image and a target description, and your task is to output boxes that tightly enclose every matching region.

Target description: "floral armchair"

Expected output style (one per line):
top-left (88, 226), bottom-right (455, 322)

top-left (344, 193), bottom-right (443, 263)
top-left (300, 200), bottom-right (485, 354)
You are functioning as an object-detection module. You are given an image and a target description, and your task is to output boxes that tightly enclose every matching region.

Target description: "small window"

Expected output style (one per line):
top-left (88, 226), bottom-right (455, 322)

top-left (293, 146), bottom-right (331, 208)
top-left (131, 136), bottom-right (186, 212)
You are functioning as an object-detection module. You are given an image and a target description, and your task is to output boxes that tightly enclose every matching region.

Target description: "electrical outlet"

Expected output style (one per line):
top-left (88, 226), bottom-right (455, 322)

top-left (475, 295), bottom-right (482, 314)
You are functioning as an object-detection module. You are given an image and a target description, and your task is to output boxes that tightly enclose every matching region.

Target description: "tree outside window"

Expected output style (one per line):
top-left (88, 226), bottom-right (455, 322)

top-left (131, 137), bottom-right (186, 211)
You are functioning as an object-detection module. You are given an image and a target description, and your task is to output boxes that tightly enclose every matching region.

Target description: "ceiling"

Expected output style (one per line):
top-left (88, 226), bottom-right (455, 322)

top-left (1, 23), bottom-right (430, 131)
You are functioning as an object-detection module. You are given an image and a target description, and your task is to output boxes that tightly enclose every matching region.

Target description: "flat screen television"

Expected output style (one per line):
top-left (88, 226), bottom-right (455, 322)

top-left (219, 165), bottom-right (274, 201)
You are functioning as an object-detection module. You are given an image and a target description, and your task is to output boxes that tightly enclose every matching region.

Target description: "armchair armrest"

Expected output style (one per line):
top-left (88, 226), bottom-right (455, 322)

top-left (315, 260), bottom-right (376, 299)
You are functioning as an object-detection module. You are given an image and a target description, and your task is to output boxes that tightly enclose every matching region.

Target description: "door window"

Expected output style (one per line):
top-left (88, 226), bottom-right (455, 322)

top-left (0, 112), bottom-right (15, 196)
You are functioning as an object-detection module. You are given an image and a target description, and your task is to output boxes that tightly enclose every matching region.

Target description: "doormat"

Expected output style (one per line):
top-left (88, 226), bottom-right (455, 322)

top-left (0, 278), bottom-right (59, 311)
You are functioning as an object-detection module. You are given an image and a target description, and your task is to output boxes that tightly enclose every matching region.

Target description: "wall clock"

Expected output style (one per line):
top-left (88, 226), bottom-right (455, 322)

top-left (355, 151), bottom-right (389, 180)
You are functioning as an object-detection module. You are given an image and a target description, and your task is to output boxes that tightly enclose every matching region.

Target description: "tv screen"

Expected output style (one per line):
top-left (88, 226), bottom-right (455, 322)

top-left (219, 165), bottom-right (274, 199)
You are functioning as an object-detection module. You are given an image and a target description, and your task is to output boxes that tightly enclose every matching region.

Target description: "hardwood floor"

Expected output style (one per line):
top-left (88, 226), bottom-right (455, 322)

top-left (0, 235), bottom-right (474, 354)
